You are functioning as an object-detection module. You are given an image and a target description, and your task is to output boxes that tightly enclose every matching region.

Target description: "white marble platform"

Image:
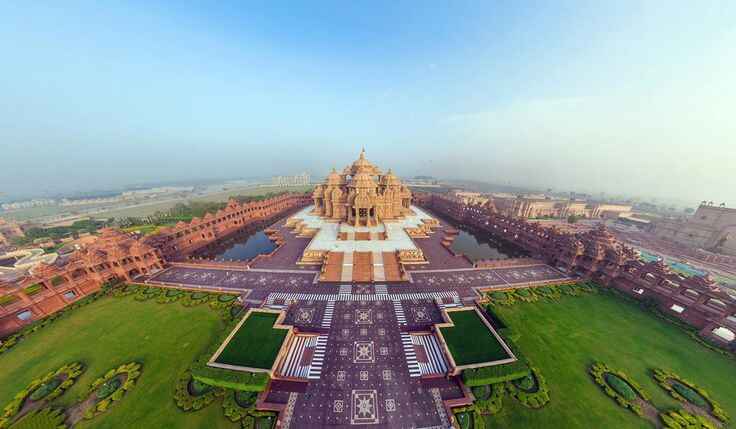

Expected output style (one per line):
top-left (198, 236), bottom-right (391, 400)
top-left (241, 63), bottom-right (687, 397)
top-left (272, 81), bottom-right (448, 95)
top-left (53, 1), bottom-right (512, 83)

top-left (290, 205), bottom-right (434, 253)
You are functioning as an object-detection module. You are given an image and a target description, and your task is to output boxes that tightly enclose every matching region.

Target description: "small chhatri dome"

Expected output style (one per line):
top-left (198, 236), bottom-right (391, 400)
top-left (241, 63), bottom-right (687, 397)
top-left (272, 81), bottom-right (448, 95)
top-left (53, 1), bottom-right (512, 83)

top-left (326, 168), bottom-right (342, 185)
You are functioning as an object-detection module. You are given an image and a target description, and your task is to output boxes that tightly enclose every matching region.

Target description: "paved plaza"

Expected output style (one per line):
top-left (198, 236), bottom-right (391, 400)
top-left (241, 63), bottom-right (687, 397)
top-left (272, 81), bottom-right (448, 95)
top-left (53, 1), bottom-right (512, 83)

top-left (142, 207), bottom-right (570, 428)
top-left (268, 298), bottom-right (463, 428)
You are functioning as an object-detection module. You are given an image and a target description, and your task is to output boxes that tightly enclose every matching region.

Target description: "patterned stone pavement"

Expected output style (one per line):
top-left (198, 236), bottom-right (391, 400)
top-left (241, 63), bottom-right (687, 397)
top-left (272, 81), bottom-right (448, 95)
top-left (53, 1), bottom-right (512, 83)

top-left (273, 299), bottom-right (454, 429)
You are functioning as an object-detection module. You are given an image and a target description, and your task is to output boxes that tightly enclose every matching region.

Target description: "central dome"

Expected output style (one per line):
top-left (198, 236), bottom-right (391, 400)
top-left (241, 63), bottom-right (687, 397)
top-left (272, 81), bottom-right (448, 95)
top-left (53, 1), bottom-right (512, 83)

top-left (311, 149), bottom-right (412, 226)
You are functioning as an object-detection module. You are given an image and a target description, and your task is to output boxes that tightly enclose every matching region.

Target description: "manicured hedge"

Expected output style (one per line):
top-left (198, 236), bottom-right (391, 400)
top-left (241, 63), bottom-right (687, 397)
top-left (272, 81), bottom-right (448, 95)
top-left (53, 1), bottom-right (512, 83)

top-left (222, 389), bottom-right (256, 422)
top-left (474, 383), bottom-right (505, 415)
top-left (8, 407), bottom-right (67, 429)
top-left (589, 362), bottom-right (649, 417)
top-left (83, 362), bottom-right (142, 420)
top-left (652, 368), bottom-right (729, 423)
top-left (29, 378), bottom-right (62, 401)
top-left (672, 382), bottom-right (707, 408)
top-left (50, 276), bottom-right (65, 287)
top-left (96, 378), bottom-right (122, 400)
top-left (173, 371), bottom-right (224, 412)
top-left (506, 367), bottom-right (551, 409)
top-left (463, 362), bottom-right (530, 387)
top-left (0, 362), bottom-right (84, 428)
top-left (191, 365), bottom-right (268, 392)
top-left (134, 286), bottom-right (162, 301)
top-left (605, 373), bottom-right (637, 401)
top-left (486, 282), bottom-right (597, 307)
top-left (660, 409), bottom-right (717, 429)
top-left (452, 406), bottom-right (482, 429)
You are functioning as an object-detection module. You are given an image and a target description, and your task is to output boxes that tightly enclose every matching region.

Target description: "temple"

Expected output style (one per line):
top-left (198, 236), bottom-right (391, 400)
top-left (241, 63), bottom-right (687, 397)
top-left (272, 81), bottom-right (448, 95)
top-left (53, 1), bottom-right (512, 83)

top-left (288, 150), bottom-right (437, 281)
top-left (311, 149), bottom-right (412, 226)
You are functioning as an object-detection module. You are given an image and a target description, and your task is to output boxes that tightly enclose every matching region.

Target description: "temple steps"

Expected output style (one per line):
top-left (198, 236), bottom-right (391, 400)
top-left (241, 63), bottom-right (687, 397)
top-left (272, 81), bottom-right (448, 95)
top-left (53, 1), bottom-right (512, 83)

top-left (383, 252), bottom-right (402, 282)
top-left (352, 251), bottom-right (373, 282)
top-left (321, 252), bottom-right (343, 282)
top-left (340, 252), bottom-right (353, 282)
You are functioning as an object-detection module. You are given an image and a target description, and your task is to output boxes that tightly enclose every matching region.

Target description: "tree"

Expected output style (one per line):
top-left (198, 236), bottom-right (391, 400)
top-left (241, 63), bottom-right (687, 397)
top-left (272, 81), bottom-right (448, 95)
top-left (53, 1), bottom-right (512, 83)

top-left (567, 215), bottom-right (579, 224)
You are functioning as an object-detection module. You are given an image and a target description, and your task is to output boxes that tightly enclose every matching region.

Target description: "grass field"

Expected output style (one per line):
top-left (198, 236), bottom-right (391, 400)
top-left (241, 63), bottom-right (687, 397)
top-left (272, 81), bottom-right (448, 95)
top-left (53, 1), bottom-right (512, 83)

top-left (441, 310), bottom-right (511, 366)
top-left (215, 312), bottom-right (287, 370)
top-left (0, 295), bottom-right (240, 428)
top-left (485, 292), bottom-right (736, 429)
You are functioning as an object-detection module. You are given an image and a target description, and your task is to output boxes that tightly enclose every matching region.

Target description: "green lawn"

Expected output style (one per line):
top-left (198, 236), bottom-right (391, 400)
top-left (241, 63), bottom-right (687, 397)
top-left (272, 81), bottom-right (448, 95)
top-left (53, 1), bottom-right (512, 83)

top-left (215, 312), bottom-right (287, 370)
top-left (486, 292), bottom-right (736, 429)
top-left (441, 310), bottom-right (511, 366)
top-left (0, 295), bottom-right (239, 428)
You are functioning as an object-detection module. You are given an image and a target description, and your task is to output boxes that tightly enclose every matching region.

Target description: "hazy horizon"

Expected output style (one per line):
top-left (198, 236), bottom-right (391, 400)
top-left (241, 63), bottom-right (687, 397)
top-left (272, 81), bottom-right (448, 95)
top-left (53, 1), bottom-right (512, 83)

top-left (1, 1), bottom-right (734, 206)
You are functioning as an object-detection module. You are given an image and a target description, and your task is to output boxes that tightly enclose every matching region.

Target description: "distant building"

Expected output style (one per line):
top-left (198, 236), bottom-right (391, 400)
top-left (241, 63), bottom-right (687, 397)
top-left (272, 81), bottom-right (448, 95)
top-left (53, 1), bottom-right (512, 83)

top-left (490, 195), bottom-right (632, 220)
top-left (272, 173), bottom-right (310, 187)
top-left (655, 203), bottom-right (736, 256)
top-left (450, 190), bottom-right (489, 206)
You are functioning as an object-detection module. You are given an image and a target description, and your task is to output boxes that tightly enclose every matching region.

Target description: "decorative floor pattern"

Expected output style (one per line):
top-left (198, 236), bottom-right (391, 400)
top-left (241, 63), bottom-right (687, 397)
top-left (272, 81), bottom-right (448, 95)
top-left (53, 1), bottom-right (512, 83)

top-left (265, 291), bottom-right (460, 303)
top-left (321, 300), bottom-right (336, 329)
top-left (412, 334), bottom-right (449, 376)
top-left (401, 333), bottom-right (421, 378)
top-left (393, 300), bottom-right (407, 325)
top-left (307, 335), bottom-right (328, 379)
top-left (281, 335), bottom-right (317, 379)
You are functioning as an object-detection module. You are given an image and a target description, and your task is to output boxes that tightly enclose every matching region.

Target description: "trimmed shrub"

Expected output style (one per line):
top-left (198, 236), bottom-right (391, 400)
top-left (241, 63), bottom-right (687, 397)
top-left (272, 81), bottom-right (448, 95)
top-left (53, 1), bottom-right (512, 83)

top-left (605, 373), bottom-right (637, 401)
top-left (173, 371), bottom-right (224, 412)
top-left (218, 294), bottom-right (236, 303)
top-left (487, 291), bottom-right (515, 306)
top-left (660, 409), bottom-right (717, 429)
top-left (589, 362), bottom-right (649, 417)
top-left (96, 378), bottom-right (122, 400)
top-left (471, 385), bottom-right (490, 401)
top-left (507, 367), bottom-right (550, 409)
top-left (463, 362), bottom-right (530, 387)
top-left (83, 362), bottom-right (142, 420)
top-left (652, 368), bottom-right (729, 423)
top-left (181, 292), bottom-right (211, 307)
top-left (514, 374), bottom-right (535, 391)
top-left (189, 379), bottom-right (212, 396)
top-left (474, 383), bottom-right (504, 415)
top-left (29, 379), bottom-right (62, 401)
top-left (222, 389), bottom-right (255, 422)
top-left (191, 368), bottom-right (268, 393)
top-left (8, 407), bottom-right (67, 429)
top-left (134, 286), bottom-right (162, 301)
top-left (672, 382), bottom-right (707, 408)
top-left (0, 362), bottom-right (84, 427)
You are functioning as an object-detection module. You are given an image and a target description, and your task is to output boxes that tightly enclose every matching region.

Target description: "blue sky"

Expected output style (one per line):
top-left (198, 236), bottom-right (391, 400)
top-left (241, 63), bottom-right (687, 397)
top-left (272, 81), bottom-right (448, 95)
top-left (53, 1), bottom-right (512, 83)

top-left (1, 1), bottom-right (734, 204)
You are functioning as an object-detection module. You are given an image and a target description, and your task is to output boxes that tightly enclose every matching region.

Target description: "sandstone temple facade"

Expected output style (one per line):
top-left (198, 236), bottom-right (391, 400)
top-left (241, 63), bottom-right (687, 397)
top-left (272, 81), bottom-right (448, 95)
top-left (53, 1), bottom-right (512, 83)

top-left (311, 150), bottom-right (412, 226)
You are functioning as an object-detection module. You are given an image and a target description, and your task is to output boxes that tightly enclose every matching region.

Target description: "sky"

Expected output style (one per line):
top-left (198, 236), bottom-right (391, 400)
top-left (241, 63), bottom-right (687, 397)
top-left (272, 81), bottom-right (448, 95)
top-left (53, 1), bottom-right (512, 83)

top-left (1, 1), bottom-right (734, 205)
